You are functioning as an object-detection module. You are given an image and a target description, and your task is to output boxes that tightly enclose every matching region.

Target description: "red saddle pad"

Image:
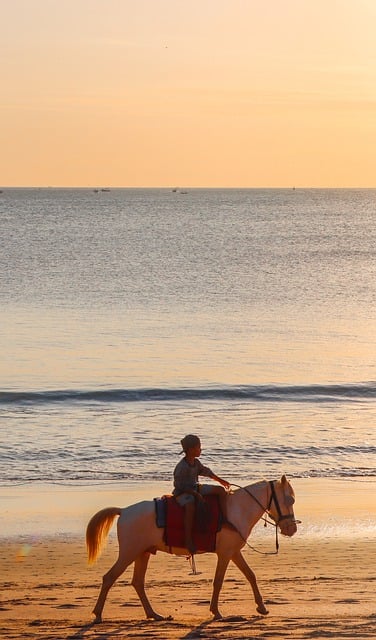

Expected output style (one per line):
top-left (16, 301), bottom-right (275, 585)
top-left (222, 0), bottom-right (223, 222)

top-left (164, 494), bottom-right (221, 552)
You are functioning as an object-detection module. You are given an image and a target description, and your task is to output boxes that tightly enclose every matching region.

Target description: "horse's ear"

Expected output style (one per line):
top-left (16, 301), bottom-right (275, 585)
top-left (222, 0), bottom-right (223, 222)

top-left (281, 474), bottom-right (287, 484)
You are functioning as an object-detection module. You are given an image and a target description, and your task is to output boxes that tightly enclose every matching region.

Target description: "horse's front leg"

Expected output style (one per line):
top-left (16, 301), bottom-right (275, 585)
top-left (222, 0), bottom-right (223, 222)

top-left (231, 550), bottom-right (268, 615)
top-left (131, 551), bottom-right (171, 620)
top-left (210, 554), bottom-right (231, 619)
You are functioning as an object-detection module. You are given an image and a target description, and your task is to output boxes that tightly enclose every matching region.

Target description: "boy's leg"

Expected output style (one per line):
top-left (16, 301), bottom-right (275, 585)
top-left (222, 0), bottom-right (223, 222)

top-left (206, 486), bottom-right (228, 520)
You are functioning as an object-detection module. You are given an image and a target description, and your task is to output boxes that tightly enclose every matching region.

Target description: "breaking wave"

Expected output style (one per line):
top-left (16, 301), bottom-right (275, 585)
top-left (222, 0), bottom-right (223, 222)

top-left (1, 383), bottom-right (375, 405)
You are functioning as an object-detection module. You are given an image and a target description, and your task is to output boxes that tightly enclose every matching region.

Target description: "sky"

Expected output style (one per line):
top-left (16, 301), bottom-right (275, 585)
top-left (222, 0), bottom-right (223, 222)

top-left (1, 0), bottom-right (376, 187)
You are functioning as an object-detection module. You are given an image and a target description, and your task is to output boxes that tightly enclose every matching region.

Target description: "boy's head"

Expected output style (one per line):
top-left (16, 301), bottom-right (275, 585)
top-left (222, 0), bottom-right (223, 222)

top-left (180, 434), bottom-right (201, 454)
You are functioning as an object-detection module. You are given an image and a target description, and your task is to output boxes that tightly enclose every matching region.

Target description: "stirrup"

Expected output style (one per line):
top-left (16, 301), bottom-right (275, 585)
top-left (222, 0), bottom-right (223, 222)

top-left (188, 554), bottom-right (199, 575)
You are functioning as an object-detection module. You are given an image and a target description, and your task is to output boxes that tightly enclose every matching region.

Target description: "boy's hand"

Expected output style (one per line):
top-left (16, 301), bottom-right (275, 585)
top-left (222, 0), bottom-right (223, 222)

top-left (218, 478), bottom-right (231, 490)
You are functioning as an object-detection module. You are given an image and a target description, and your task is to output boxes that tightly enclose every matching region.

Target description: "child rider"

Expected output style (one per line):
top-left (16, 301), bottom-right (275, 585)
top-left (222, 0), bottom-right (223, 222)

top-left (172, 434), bottom-right (231, 555)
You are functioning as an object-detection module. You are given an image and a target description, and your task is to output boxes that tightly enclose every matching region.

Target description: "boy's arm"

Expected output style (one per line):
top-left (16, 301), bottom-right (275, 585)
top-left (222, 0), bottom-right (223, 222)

top-left (198, 461), bottom-right (231, 491)
top-left (210, 472), bottom-right (231, 490)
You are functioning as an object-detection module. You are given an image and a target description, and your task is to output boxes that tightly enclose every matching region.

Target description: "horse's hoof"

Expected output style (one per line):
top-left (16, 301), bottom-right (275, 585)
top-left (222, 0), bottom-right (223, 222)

top-left (147, 612), bottom-right (173, 621)
top-left (211, 612), bottom-right (223, 620)
top-left (93, 615), bottom-right (102, 624)
top-left (256, 604), bottom-right (269, 616)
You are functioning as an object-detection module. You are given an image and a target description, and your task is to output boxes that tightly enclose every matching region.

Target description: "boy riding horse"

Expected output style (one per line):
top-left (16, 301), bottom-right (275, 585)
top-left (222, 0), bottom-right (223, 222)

top-left (173, 434), bottom-right (230, 554)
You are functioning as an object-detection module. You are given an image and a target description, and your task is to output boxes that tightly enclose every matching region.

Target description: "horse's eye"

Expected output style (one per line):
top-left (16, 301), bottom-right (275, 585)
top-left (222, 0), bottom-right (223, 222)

top-left (285, 495), bottom-right (295, 506)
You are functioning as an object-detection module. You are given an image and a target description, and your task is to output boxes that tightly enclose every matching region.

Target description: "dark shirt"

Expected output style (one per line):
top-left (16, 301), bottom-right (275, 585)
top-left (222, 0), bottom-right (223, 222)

top-left (173, 457), bottom-right (213, 495)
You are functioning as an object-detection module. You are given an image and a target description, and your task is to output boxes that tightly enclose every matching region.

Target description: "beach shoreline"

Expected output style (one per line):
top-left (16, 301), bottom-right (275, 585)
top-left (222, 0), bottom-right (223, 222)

top-left (1, 477), bottom-right (374, 538)
top-left (1, 479), bottom-right (375, 638)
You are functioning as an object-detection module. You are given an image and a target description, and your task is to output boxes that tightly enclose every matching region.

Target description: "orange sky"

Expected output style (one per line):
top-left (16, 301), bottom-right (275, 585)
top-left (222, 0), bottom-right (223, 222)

top-left (1, 0), bottom-right (376, 187)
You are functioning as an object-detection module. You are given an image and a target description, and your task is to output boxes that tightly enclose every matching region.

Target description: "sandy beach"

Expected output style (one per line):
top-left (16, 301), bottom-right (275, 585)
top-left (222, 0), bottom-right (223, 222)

top-left (0, 479), bottom-right (375, 639)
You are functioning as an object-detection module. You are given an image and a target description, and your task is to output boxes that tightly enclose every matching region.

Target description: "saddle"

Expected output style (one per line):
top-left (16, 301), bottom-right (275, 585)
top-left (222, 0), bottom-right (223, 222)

top-left (154, 494), bottom-right (222, 552)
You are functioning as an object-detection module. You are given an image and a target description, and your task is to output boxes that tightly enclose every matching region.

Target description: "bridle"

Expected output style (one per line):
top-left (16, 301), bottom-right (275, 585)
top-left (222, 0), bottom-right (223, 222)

top-left (268, 480), bottom-right (296, 525)
top-left (231, 480), bottom-right (300, 555)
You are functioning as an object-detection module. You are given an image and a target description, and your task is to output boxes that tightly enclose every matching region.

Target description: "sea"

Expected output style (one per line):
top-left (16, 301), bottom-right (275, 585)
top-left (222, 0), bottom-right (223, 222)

top-left (1, 188), bottom-right (375, 491)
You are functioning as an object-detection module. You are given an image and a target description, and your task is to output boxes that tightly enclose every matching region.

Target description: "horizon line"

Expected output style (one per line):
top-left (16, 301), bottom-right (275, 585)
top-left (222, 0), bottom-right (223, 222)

top-left (2, 185), bottom-right (376, 190)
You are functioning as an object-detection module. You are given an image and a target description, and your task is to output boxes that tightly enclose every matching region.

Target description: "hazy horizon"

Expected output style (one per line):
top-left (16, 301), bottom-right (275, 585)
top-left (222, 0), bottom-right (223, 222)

top-left (2, 1), bottom-right (376, 188)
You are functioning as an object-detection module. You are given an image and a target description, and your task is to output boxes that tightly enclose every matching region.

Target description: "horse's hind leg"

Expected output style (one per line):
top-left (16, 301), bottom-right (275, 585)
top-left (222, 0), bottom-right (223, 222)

top-left (92, 555), bottom-right (129, 623)
top-left (231, 550), bottom-right (268, 615)
top-left (131, 551), bottom-right (170, 620)
top-left (210, 554), bottom-right (231, 619)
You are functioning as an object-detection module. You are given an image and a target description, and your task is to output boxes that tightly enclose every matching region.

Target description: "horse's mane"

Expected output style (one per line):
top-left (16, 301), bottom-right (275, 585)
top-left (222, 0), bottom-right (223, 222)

top-left (236, 476), bottom-right (295, 496)
top-left (231, 479), bottom-right (267, 492)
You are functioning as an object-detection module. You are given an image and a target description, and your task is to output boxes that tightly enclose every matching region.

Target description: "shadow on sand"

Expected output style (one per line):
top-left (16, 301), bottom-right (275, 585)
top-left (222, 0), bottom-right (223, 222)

top-left (65, 614), bottom-right (264, 640)
top-left (181, 615), bottom-right (261, 638)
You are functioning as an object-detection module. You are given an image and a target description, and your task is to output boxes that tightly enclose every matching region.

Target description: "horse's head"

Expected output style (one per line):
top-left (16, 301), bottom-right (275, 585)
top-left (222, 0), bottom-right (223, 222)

top-left (268, 475), bottom-right (297, 537)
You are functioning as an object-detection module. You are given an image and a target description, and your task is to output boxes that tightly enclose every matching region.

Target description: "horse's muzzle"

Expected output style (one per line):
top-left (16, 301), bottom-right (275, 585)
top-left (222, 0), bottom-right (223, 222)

top-left (279, 518), bottom-right (298, 537)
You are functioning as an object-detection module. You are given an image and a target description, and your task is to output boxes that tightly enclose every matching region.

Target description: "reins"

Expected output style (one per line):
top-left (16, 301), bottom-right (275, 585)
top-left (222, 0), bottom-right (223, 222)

top-left (229, 482), bottom-right (279, 554)
top-left (229, 481), bottom-right (299, 555)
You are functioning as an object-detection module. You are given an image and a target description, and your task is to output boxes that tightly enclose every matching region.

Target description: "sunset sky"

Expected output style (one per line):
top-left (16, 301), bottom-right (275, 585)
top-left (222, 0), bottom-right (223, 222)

top-left (1, 0), bottom-right (376, 187)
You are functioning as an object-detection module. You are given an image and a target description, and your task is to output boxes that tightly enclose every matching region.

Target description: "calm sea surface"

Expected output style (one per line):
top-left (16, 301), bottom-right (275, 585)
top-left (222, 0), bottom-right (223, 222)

top-left (1, 188), bottom-right (375, 486)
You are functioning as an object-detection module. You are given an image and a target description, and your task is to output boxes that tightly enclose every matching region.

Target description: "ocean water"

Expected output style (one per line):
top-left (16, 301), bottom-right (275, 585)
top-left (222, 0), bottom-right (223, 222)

top-left (1, 188), bottom-right (375, 487)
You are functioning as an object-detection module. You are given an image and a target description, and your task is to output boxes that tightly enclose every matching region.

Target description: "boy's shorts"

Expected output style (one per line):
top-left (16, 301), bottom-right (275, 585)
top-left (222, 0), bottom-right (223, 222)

top-left (175, 484), bottom-right (212, 506)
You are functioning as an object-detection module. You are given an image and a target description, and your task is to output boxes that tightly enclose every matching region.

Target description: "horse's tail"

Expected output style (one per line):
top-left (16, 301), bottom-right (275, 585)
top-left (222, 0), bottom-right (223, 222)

top-left (86, 507), bottom-right (121, 565)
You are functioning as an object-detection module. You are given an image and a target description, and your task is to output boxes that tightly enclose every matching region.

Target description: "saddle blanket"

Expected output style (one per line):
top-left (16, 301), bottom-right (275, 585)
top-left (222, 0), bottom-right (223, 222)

top-left (154, 494), bottom-right (222, 552)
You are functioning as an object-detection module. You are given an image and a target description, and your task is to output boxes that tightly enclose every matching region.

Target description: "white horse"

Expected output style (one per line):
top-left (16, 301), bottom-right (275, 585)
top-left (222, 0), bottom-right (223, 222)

top-left (86, 475), bottom-right (297, 622)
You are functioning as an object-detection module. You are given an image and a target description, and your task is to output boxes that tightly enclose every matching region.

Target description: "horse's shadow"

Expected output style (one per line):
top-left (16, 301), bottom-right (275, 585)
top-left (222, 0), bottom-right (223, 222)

top-left (66, 615), bottom-right (260, 639)
top-left (181, 614), bottom-right (262, 638)
top-left (65, 622), bottom-right (95, 639)
top-left (66, 621), bottom-right (123, 639)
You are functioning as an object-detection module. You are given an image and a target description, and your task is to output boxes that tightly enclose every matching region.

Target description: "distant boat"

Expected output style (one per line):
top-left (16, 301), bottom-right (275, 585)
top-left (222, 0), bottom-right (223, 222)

top-left (101, 188), bottom-right (111, 192)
